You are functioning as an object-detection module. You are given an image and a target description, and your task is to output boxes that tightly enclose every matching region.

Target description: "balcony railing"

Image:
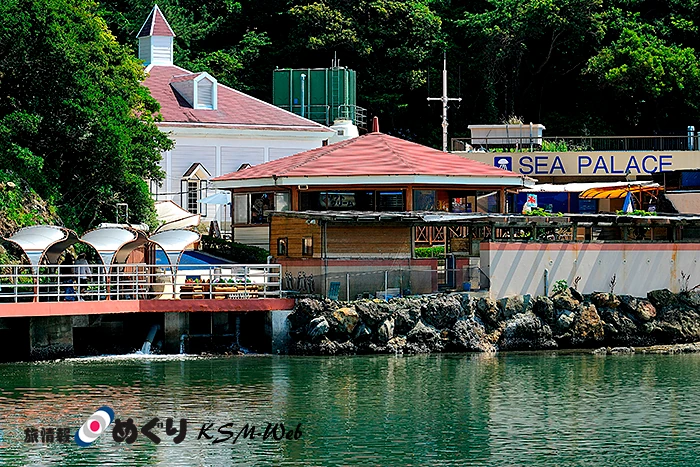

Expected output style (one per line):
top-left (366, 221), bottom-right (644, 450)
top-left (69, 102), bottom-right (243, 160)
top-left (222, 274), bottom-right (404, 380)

top-left (0, 263), bottom-right (282, 303)
top-left (451, 135), bottom-right (698, 153)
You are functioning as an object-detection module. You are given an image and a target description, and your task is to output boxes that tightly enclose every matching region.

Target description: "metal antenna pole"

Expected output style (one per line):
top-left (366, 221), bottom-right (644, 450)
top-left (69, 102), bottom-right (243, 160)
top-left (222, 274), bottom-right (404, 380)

top-left (427, 51), bottom-right (462, 152)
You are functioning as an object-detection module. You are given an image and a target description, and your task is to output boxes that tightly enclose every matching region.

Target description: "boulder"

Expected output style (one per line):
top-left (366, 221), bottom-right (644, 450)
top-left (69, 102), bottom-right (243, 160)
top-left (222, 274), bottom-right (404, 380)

top-left (498, 312), bottom-right (556, 350)
top-left (476, 297), bottom-right (500, 328)
top-left (449, 318), bottom-right (496, 353)
top-left (555, 309), bottom-right (576, 332)
top-left (378, 318), bottom-right (395, 343)
top-left (589, 292), bottom-right (620, 310)
top-left (679, 291), bottom-right (700, 308)
top-left (552, 288), bottom-right (580, 313)
top-left (569, 287), bottom-right (584, 303)
top-left (307, 316), bottom-right (329, 339)
top-left (353, 322), bottom-right (372, 342)
top-left (618, 296), bottom-right (656, 322)
top-left (355, 300), bottom-right (392, 329)
top-left (647, 289), bottom-right (678, 310)
top-left (288, 298), bottom-right (325, 331)
top-left (394, 307), bottom-right (420, 335)
top-left (332, 307), bottom-right (360, 335)
top-left (569, 303), bottom-right (604, 346)
top-left (533, 295), bottom-right (556, 325)
top-left (406, 320), bottom-right (443, 351)
top-left (387, 336), bottom-right (407, 353)
top-left (460, 293), bottom-right (476, 318)
top-left (598, 307), bottom-right (641, 344)
top-left (652, 306), bottom-right (700, 343)
top-left (498, 295), bottom-right (531, 320)
top-left (421, 294), bottom-right (465, 329)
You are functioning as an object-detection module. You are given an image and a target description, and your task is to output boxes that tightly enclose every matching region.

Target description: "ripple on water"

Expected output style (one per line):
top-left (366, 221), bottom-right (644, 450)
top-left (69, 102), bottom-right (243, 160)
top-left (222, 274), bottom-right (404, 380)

top-left (0, 353), bottom-right (700, 466)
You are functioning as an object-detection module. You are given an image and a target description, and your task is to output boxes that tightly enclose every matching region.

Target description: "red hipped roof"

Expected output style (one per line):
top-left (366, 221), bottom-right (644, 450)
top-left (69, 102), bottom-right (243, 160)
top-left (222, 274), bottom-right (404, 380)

top-left (143, 65), bottom-right (331, 130)
top-left (213, 132), bottom-right (522, 181)
top-left (137, 5), bottom-right (175, 38)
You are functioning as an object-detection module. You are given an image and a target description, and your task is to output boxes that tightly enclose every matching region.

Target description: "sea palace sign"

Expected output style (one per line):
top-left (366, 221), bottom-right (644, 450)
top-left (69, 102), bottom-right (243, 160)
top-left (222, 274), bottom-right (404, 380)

top-left (458, 151), bottom-right (700, 177)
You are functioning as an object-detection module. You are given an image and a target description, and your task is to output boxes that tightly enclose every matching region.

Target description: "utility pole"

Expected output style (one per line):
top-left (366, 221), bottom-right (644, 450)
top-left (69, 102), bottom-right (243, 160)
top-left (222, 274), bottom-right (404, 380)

top-left (427, 51), bottom-right (461, 152)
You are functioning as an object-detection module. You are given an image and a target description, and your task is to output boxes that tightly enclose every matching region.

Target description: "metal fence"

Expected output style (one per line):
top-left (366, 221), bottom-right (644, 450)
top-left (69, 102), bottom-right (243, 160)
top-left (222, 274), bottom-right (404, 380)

top-left (281, 266), bottom-right (490, 301)
top-left (451, 135), bottom-right (694, 152)
top-left (0, 263), bottom-right (282, 303)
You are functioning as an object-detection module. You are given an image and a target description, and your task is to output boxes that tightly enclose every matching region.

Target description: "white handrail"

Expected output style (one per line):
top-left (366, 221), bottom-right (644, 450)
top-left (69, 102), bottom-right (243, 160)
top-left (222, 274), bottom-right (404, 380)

top-left (0, 263), bottom-right (282, 303)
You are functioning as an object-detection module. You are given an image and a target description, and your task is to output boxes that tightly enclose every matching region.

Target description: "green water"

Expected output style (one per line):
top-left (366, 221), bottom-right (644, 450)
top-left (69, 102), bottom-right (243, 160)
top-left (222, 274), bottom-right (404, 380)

top-left (1, 353), bottom-right (700, 466)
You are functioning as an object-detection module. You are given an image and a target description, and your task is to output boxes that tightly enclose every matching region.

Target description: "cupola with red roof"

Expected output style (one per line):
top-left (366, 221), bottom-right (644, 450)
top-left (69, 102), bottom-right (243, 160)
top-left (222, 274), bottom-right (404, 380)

top-left (137, 4), bottom-right (175, 66)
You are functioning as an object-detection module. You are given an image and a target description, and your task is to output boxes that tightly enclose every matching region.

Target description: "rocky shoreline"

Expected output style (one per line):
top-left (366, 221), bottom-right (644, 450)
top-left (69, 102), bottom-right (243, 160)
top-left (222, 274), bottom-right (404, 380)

top-left (287, 288), bottom-right (700, 355)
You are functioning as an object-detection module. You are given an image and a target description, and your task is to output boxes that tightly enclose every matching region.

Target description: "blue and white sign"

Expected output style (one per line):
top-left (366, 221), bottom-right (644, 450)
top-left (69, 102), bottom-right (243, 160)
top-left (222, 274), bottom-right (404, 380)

top-left (494, 156), bottom-right (513, 171)
top-left (470, 152), bottom-right (689, 177)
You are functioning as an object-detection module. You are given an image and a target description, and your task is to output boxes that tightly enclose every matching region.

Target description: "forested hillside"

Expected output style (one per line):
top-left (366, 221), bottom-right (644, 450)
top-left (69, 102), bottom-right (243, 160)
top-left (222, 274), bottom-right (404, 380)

top-left (101, 0), bottom-right (700, 146)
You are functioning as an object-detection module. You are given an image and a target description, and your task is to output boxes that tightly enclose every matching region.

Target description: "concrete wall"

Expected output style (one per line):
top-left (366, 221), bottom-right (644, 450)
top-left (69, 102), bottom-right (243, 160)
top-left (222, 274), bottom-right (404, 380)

top-left (481, 242), bottom-right (700, 299)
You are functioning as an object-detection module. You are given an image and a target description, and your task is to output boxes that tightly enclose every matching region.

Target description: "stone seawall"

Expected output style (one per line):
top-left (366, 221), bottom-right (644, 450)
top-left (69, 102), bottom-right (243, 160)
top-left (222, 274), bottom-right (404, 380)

top-left (287, 288), bottom-right (700, 355)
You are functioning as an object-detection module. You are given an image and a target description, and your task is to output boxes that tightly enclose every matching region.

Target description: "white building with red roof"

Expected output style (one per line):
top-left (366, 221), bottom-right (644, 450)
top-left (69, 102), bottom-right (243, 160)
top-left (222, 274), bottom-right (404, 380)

top-left (137, 5), bottom-right (334, 233)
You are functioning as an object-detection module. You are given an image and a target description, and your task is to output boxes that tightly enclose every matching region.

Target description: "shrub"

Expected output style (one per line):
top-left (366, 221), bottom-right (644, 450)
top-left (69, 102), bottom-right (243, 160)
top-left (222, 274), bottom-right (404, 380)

top-left (200, 235), bottom-right (269, 263)
top-left (414, 245), bottom-right (445, 258)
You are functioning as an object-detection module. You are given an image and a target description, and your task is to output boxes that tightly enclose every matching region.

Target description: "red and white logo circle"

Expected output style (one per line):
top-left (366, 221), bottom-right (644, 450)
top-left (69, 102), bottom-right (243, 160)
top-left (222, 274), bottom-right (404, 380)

top-left (75, 406), bottom-right (114, 447)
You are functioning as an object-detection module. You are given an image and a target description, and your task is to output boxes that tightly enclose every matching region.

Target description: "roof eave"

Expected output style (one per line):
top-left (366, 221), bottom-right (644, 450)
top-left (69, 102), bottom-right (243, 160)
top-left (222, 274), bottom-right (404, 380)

top-left (211, 174), bottom-right (533, 190)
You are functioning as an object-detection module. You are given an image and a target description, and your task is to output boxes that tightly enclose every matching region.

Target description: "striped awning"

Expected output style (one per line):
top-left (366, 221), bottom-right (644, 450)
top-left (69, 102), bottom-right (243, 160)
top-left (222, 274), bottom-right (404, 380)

top-left (580, 183), bottom-right (662, 199)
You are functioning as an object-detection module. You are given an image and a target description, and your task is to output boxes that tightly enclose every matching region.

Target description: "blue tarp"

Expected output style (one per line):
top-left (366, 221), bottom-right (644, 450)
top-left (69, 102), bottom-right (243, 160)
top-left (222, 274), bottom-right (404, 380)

top-left (155, 250), bottom-right (233, 269)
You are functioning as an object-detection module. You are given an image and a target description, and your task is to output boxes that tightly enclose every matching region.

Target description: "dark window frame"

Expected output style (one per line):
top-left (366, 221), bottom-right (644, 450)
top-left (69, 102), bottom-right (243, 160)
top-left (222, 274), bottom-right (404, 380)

top-left (302, 237), bottom-right (313, 256)
top-left (277, 237), bottom-right (288, 256)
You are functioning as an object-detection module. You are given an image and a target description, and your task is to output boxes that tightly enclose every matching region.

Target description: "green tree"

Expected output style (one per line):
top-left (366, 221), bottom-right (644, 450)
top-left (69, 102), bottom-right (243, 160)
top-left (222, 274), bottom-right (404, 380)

top-left (585, 9), bottom-right (700, 130)
top-left (0, 0), bottom-right (172, 232)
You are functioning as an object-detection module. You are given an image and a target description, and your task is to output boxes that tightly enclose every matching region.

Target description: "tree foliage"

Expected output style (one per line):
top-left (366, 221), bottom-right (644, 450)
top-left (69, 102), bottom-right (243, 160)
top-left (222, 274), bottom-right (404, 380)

top-left (93, 0), bottom-right (700, 146)
top-left (0, 0), bottom-right (172, 233)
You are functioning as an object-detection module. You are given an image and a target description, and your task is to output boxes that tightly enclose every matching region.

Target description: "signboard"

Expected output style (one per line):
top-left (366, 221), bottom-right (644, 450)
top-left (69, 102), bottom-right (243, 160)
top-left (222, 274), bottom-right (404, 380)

top-left (464, 151), bottom-right (700, 177)
top-left (525, 194), bottom-right (538, 208)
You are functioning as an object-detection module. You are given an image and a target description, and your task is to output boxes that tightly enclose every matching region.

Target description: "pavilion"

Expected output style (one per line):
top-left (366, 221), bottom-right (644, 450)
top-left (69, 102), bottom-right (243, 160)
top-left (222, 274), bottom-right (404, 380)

top-left (211, 120), bottom-right (533, 249)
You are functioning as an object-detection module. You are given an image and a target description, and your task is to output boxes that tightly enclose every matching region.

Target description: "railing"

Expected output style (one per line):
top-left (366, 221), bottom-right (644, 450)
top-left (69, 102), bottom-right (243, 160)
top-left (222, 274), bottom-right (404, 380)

top-left (0, 263), bottom-right (282, 303)
top-left (281, 266), bottom-right (490, 300)
top-left (451, 135), bottom-right (695, 152)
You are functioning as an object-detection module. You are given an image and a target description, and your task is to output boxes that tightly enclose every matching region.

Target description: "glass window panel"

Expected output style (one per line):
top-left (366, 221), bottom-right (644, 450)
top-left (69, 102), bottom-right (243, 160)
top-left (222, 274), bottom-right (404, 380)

top-left (233, 194), bottom-right (248, 224)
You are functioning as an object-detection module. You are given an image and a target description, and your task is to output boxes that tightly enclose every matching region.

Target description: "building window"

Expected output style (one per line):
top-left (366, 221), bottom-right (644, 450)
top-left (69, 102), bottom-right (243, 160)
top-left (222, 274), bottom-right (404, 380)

top-left (277, 238), bottom-right (288, 256)
top-left (377, 191), bottom-right (404, 211)
top-left (302, 237), bottom-right (313, 256)
top-left (251, 193), bottom-right (272, 224)
top-left (187, 181), bottom-right (199, 214)
top-left (413, 190), bottom-right (436, 211)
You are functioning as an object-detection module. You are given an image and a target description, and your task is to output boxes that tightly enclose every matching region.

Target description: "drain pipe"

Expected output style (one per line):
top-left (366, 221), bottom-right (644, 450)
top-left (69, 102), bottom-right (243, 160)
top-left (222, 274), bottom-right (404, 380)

top-left (543, 269), bottom-right (549, 296)
top-left (140, 324), bottom-right (160, 354)
top-left (300, 74), bottom-right (306, 117)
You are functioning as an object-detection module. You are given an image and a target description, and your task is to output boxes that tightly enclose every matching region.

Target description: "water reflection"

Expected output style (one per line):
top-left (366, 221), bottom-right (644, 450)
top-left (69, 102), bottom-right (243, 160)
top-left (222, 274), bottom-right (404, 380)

top-left (0, 354), bottom-right (700, 466)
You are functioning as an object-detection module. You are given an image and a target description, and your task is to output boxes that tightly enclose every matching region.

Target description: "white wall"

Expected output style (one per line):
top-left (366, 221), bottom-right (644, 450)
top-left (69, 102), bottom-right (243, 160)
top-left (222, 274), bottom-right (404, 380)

top-left (153, 127), bottom-right (328, 228)
top-left (481, 242), bottom-right (700, 298)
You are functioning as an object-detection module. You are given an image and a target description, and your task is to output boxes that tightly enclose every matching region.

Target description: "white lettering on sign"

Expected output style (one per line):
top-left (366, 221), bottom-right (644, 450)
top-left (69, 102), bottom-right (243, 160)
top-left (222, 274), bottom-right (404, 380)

top-left (515, 154), bottom-right (673, 175)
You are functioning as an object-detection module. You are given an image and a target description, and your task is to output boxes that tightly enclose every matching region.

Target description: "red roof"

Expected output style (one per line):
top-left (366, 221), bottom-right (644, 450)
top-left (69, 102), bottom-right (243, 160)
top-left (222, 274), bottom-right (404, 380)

top-left (143, 65), bottom-right (331, 130)
top-left (137, 5), bottom-right (175, 38)
top-left (212, 132), bottom-right (521, 180)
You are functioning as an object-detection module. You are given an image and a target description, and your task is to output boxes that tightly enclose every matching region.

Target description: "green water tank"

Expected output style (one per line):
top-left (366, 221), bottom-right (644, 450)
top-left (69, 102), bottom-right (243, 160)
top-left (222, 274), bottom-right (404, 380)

top-left (273, 67), bottom-right (365, 129)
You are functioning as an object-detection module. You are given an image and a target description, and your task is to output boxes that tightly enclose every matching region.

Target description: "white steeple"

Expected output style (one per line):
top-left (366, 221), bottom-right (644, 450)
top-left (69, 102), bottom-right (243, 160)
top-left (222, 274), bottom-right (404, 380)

top-left (136, 5), bottom-right (176, 66)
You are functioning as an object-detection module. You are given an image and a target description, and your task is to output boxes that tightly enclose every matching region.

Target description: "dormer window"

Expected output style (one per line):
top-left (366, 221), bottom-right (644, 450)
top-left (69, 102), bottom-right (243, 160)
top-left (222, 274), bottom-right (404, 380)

top-left (196, 77), bottom-right (215, 109)
top-left (170, 72), bottom-right (218, 110)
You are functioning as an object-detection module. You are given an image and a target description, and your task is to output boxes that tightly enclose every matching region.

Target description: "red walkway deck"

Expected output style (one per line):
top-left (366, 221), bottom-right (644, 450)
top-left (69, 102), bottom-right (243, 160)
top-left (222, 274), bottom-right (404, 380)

top-left (0, 298), bottom-right (295, 318)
